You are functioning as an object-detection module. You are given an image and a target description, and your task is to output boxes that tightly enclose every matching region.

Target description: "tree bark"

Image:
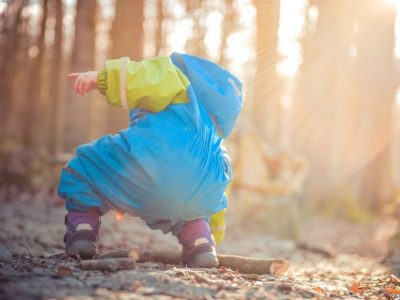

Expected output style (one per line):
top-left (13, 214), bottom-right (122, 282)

top-left (63, 0), bottom-right (97, 151)
top-left (218, 0), bottom-right (236, 68)
top-left (48, 0), bottom-right (63, 155)
top-left (23, 0), bottom-right (48, 147)
top-left (155, 0), bottom-right (165, 56)
top-left (0, 0), bottom-right (26, 138)
top-left (252, 0), bottom-right (281, 145)
top-left (293, 0), bottom-right (358, 209)
top-left (353, 0), bottom-right (396, 210)
top-left (184, 0), bottom-right (207, 57)
top-left (105, 0), bottom-right (144, 134)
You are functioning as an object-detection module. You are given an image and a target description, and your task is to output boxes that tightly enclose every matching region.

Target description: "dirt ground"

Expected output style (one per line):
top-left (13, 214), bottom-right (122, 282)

top-left (0, 192), bottom-right (400, 300)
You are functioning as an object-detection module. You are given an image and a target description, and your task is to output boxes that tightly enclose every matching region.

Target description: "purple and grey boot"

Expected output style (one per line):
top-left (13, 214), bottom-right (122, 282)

top-left (64, 209), bottom-right (100, 259)
top-left (178, 219), bottom-right (219, 268)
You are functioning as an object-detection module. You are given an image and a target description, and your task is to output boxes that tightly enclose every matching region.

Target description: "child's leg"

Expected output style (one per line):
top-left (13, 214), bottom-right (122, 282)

top-left (143, 217), bottom-right (218, 268)
top-left (59, 158), bottom-right (110, 259)
top-left (64, 208), bottom-right (101, 259)
top-left (177, 219), bottom-right (218, 268)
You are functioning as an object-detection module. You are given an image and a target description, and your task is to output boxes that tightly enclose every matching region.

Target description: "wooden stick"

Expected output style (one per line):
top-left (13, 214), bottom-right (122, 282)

top-left (80, 258), bottom-right (135, 272)
top-left (96, 249), bottom-right (290, 275)
top-left (218, 255), bottom-right (290, 275)
top-left (96, 249), bottom-right (139, 260)
top-left (138, 250), bottom-right (181, 265)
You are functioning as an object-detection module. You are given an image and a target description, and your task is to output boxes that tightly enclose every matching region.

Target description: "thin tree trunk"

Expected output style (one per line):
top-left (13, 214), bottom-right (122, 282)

top-left (63, 0), bottom-right (97, 151)
top-left (353, 0), bottom-right (396, 211)
top-left (105, 0), bottom-right (144, 134)
top-left (0, 0), bottom-right (26, 138)
top-left (4, 3), bottom-right (30, 141)
top-left (184, 0), bottom-right (207, 57)
top-left (252, 0), bottom-right (281, 144)
top-left (293, 0), bottom-right (357, 210)
top-left (48, 0), bottom-right (63, 155)
top-left (218, 0), bottom-right (236, 68)
top-left (23, 0), bottom-right (48, 147)
top-left (155, 0), bottom-right (164, 56)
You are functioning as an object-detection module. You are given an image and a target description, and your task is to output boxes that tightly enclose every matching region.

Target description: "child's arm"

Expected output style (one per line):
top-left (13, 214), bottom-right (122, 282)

top-left (69, 57), bottom-right (190, 112)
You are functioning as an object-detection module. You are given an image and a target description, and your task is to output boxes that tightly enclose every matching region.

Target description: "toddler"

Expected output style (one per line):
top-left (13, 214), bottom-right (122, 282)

top-left (58, 53), bottom-right (243, 268)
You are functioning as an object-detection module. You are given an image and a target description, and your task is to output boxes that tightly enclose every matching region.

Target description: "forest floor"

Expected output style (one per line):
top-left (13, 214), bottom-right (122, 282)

top-left (1, 191), bottom-right (400, 300)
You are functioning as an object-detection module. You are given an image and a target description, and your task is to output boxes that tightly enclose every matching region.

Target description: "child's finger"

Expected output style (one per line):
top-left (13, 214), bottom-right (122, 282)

top-left (74, 74), bottom-right (82, 94)
top-left (79, 73), bottom-right (88, 96)
top-left (75, 74), bottom-right (86, 95)
top-left (68, 73), bottom-right (81, 79)
top-left (77, 74), bottom-right (84, 96)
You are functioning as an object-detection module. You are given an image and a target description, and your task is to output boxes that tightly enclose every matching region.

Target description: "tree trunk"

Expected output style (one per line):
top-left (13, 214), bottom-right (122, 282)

top-left (252, 0), bottom-right (281, 145)
top-left (353, 0), bottom-right (396, 211)
top-left (218, 0), bottom-right (236, 68)
top-left (48, 0), bottom-right (63, 155)
top-left (184, 0), bottom-right (207, 57)
top-left (105, 0), bottom-right (144, 134)
top-left (23, 0), bottom-right (48, 147)
top-left (293, 0), bottom-right (358, 210)
top-left (155, 0), bottom-right (165, 56)
top-left (63, 0), bottom-right (97, 151)
top-left (3, 1), bottom-right (30, 141)
top-left (0, 0), bottom-right (26, 138)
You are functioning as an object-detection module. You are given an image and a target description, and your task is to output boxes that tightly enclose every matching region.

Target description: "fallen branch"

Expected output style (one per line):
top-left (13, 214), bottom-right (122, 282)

top-left (218, 255), bottom-right (290, 275)
top-left (80, 258), bottom-right (135, 272)
top-left (95, 249), bottom-right (139, 260)
top-left (96, 249), bottom-right (290, 275)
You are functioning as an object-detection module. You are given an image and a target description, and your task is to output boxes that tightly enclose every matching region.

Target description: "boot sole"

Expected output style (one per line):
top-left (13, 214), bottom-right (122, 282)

top-left (188, 252), bottom-right (219, 268)
top-left (67, 240), bottom-right (98, 260)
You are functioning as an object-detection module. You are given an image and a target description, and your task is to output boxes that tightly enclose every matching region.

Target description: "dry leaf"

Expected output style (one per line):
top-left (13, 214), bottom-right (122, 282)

top-left (56, 265), bottom-right (73, 277)
top-left (350, 283), bottom-right (360, 293)
top-left (385, 287), bottom-right (400, 294)
top-left (313, 287), bottom-right (325, 294)
top-left (350, 283), bottom-right (366, 294)
top-left (218, 266), bottom-right (228, 273)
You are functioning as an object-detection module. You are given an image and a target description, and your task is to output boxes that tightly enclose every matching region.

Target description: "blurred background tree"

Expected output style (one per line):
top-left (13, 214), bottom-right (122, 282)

top-left (1, 0), bottom-right (399, 238)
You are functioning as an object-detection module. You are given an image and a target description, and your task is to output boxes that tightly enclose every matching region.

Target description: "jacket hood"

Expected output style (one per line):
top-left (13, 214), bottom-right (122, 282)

top-left (170, 52), bottom-right (243, 138)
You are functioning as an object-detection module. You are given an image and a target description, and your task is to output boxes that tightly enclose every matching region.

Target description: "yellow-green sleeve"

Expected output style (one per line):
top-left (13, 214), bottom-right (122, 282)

top-left (96, 68), bottom-right (107, 95)
top-left (96, 56), bottom-right (190, 111)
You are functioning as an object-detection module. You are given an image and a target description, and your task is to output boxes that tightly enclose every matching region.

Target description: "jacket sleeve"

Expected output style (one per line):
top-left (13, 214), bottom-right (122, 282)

top-left (96, 56), bottom-right (190, 111)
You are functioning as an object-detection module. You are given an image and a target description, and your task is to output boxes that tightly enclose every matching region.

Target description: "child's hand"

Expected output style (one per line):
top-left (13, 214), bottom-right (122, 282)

top-left (68, 71), bottom-right (98, 96)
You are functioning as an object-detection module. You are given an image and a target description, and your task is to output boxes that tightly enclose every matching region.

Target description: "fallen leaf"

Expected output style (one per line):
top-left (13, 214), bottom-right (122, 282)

top-left (384, 287), bottom-right (400, 294)
top-left (350, 282), bottom-right (366, 294)
top-left (313, 287), bottom-right (325, 294)
top-left (218, 266), bottom-right (228, 273)
top-left (56, 265), bottom-right (73, 277)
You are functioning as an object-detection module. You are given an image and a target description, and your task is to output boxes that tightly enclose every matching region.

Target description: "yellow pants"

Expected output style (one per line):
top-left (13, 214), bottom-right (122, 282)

top-left (210, 183), bottom-right (231, 244)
